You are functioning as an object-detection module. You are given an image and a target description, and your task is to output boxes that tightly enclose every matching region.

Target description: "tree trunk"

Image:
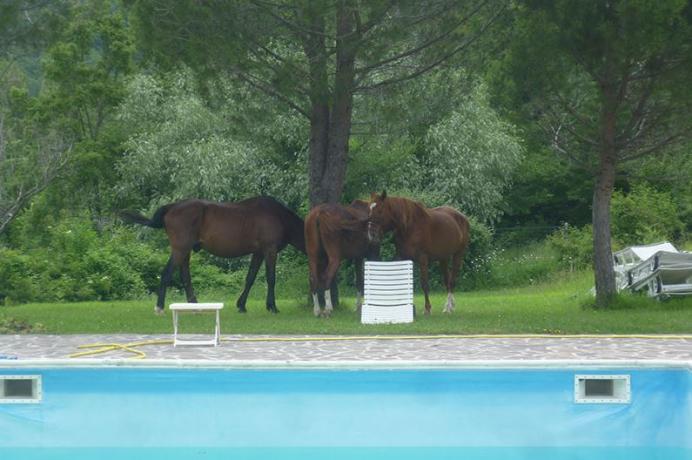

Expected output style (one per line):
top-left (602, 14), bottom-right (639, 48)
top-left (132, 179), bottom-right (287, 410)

top-left (592, 87), bottom-right (618, 307)
top-left (592, 159), bottom-right (616, 307)
top-left (304, 1), bottom-right (357, 207)
top-left (302, 10), bottom-right (331, 207)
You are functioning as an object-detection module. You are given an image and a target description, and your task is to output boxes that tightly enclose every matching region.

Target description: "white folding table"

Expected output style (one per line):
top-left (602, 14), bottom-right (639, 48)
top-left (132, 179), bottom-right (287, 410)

top-left (169, 302), bottom-right (224, 347)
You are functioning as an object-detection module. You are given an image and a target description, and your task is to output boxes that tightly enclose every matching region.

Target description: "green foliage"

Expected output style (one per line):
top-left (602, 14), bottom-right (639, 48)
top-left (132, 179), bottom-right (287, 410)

top-left (547, 224), bottom-right (593, 271)
top-left (364, 82), bottom-right (524, 224)
top-left (344, 137), bottom-right (416, 203)
top-left (41, 2), bottom-right (133, 139)
top-left (0, 317), bottom-right (44, 334)
top-left (417, 83), bottom-right (523, 223)
top-left (0, 248), bottom-right (37, 304)
top-left (0, 212), bottom-right (171, 304)
top-left (611, 184), bottom-right (685, 246)
top-left (459, 217), bottom-right (495, 288)
top-left (115, 70), bottom-right (307, 211)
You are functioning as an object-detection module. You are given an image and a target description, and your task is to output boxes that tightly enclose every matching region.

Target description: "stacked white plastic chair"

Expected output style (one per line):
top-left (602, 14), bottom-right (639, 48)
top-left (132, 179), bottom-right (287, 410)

top-left (361, 260), bottom-right (414, 324)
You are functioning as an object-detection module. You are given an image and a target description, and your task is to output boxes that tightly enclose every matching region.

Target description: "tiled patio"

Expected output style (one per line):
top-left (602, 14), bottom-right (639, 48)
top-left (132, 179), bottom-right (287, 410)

top-left (1, 334), bottom-right (691, 364)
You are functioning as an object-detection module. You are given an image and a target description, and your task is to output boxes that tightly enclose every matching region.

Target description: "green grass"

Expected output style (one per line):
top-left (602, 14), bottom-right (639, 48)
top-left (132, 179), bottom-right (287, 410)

top-left (1, 271), bottom-right (691, 335)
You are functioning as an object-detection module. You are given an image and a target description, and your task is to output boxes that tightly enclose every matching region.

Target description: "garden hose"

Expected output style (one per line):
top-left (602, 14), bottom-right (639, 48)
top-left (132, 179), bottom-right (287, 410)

top-left (68, 334), bottom-right (692, 359)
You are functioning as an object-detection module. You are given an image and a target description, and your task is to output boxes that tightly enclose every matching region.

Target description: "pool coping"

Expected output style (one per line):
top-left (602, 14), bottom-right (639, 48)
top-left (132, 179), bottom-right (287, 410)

top-left (2, 358), bottom-right (691, 370)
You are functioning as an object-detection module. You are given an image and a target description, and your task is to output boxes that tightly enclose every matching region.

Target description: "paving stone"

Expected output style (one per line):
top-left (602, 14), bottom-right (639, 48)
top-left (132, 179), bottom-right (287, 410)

top-left (0, 334), bottom-right (690, 363)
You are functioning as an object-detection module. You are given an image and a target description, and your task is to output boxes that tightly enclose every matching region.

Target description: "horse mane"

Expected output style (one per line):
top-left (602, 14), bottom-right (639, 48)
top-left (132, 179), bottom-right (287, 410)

top-left (314, 203), bottom-right (368, 234)
top-left (386, 197), bottom-right (429, 233)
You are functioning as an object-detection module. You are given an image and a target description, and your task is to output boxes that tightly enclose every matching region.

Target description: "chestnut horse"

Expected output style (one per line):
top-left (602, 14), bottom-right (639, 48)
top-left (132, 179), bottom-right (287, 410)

top-left (305, 200), bottom-right (380, 317)
top-left (120, 196), bottom-right (305, 314)
top-left (367, 191), bottom-right (470, 315)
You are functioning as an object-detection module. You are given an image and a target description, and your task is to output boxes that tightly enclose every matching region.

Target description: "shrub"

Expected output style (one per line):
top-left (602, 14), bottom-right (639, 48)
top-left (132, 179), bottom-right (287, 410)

top-left (0, 317), bottom-right (45, 333)
top-left (459, 217), bottom-right (494, 289)
top-left (0, 248), bottom-right (38, 304)
top-left (1, 213), bottom-right (176, 303)
top-left (547, 223), bottom-right (593, 271)
top-left (611, 184), bottom-right (685, 246)
top-left (484, 243), bottom-right (560, 288)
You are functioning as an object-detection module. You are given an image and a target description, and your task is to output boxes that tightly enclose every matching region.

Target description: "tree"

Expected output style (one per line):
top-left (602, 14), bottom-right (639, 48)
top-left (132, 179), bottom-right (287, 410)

top-left (129, 0), bottom-right (505, 206)
top-left (0, 0), bottom-right (73, 235)
top-left (115, 70), bottom-right (308, 210)
top-left (0, 78), bottom-right (71, 235)
top-left (501, 0), bottom-right (692, 306)
top-left (0, 1), bottom-right (134, 233)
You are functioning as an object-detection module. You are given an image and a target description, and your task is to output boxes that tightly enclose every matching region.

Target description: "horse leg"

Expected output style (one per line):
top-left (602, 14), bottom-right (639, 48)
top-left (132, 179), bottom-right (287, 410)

top-left (237, 253), bottom-right (263, 313)
top-left (155, 255), bottom-right (175, 314)
top-left (447, 252), bottom-right (464, 313)
top-left (180, 252), bottom-right (197, 304)
top-left (354, 258), bottom-right (364, 314)
top-left (329, 276), bottom-right (340, 308)
top-left (322, 257), bottom-right (341, 318)
top-left (264, 249), bottom-right (279, 313)
top-left (308, 252), bottom-right (323, 317)
top-left (418, 255), bottom-right (432, 315)
top-left (439, 259), bottom-right (453, 314)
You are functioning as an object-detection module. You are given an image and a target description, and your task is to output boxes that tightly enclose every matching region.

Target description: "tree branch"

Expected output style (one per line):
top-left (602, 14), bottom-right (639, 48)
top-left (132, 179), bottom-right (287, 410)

top-left (355, 3), bottom-right (503, 92)
top-left (619, 131), bottom-right (688, 162)
top-left (234, 70), bottom-right (310, 118)
top-left (354, 0), bottom-right (490, 76)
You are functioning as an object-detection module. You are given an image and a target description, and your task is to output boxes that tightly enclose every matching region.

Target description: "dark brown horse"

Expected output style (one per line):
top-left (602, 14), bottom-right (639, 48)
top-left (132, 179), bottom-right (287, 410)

top-left (305, 200), bottom-right (379, 317)
top-left (120, 196), bottom-right (305, 314)
top-left (367, 191), bottom-right (470, 315)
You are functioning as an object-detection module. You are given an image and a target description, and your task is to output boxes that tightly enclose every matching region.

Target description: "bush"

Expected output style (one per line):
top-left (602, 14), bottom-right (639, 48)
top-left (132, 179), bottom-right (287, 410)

top-left (547, 223), bottom-right (593, 271)
top-left (459, 217), bottom-right (494, 289)
top-left (485, 243), bottom-right (560, 288)
top-left (0, 248), bottom-right (38, 304)
top-left (0, 317), bottom-right (45, 333)
top-left (0, 213), bottom-right (176, 304)
top-left (611, 184), bottom-right (685, 246)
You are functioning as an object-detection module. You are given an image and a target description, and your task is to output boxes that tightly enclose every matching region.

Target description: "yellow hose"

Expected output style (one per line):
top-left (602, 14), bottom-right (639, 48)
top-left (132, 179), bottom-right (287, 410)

top-left (68, 334), bottom-right (692, 359)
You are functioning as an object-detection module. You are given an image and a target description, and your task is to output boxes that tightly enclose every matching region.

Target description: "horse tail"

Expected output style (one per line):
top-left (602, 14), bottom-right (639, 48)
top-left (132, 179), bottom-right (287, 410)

top-left (304, 209), bottom-right (322, 257)
top-left (119, 204), bottom-right (171, 229)
top-left (456, 212), bottom-right (471, 249)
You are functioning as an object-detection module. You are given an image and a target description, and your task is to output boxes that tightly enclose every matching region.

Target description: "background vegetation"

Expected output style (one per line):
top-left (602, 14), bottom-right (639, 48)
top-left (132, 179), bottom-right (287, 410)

top-left (1, 1), bottom-right (690, 328)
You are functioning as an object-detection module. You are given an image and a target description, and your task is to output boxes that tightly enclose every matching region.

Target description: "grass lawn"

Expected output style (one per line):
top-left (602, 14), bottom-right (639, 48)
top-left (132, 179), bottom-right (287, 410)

top-left (2, 271), bottom-right (691, 335)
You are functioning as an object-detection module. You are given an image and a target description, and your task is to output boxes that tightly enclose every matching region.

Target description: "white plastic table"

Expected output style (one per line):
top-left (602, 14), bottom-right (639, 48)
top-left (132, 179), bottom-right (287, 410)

top-left (169, 302), bottom-right (224, 347)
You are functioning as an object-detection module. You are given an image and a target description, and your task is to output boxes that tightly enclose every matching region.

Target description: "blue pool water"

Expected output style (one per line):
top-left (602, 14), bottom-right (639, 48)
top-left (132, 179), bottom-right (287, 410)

top-left (1, 367), bottom-right (690, 459)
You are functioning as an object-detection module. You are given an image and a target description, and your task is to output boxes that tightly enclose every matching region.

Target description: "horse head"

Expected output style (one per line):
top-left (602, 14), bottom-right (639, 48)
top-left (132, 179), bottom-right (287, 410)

top-left (367, 190), bottom-right (390, 243)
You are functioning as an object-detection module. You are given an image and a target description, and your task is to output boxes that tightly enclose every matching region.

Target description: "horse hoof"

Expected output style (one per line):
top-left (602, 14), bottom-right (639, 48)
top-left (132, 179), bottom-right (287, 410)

top-left (154, 307), bottom-right (164, 315)
top-left (237, 308), bottom-right (247, 314)
top-left (424, 309), bottom-right (431, 316)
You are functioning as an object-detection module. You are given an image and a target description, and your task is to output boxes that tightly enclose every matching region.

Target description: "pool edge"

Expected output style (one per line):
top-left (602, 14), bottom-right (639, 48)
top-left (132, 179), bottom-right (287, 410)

top-left (2, 358), bottom-right (691, 370)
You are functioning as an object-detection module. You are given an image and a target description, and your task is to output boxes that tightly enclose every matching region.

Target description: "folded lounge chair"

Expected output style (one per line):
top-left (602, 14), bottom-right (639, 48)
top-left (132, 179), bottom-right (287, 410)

top-left (613, 242), bottom-right (692, 298)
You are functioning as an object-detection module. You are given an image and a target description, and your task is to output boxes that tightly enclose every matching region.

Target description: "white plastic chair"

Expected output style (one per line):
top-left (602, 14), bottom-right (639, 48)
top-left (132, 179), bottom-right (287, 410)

top-left (361, 260), bottom-right (414, 324)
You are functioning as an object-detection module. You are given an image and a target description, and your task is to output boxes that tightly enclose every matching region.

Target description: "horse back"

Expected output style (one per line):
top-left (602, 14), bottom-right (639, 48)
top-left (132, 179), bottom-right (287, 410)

top-left (305, 203), bottom-right (371, 260)
top-left (428, 206), bottom-right (470, 255)
top-left (164, 197), bottom-right (301, 257)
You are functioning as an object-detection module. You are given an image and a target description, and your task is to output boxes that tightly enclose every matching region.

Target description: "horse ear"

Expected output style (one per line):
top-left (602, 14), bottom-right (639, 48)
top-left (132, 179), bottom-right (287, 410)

top-left (381, 190), bottom-right (387, 200)
top-left (370, 191), bottom-right (378, 201)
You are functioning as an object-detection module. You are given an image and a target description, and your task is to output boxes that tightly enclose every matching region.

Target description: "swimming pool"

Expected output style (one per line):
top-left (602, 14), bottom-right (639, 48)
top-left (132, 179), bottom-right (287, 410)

top-left (1, 362), bottom-right (690, 459)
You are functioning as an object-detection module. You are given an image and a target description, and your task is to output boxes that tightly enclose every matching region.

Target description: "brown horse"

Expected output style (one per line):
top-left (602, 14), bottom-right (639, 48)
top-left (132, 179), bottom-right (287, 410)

top-left (367, 191), bottom-right (470, 315)
top-left (305, 200), bottom-right (379, 317)
top-left (120, 196), bottom-right (305, 314)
